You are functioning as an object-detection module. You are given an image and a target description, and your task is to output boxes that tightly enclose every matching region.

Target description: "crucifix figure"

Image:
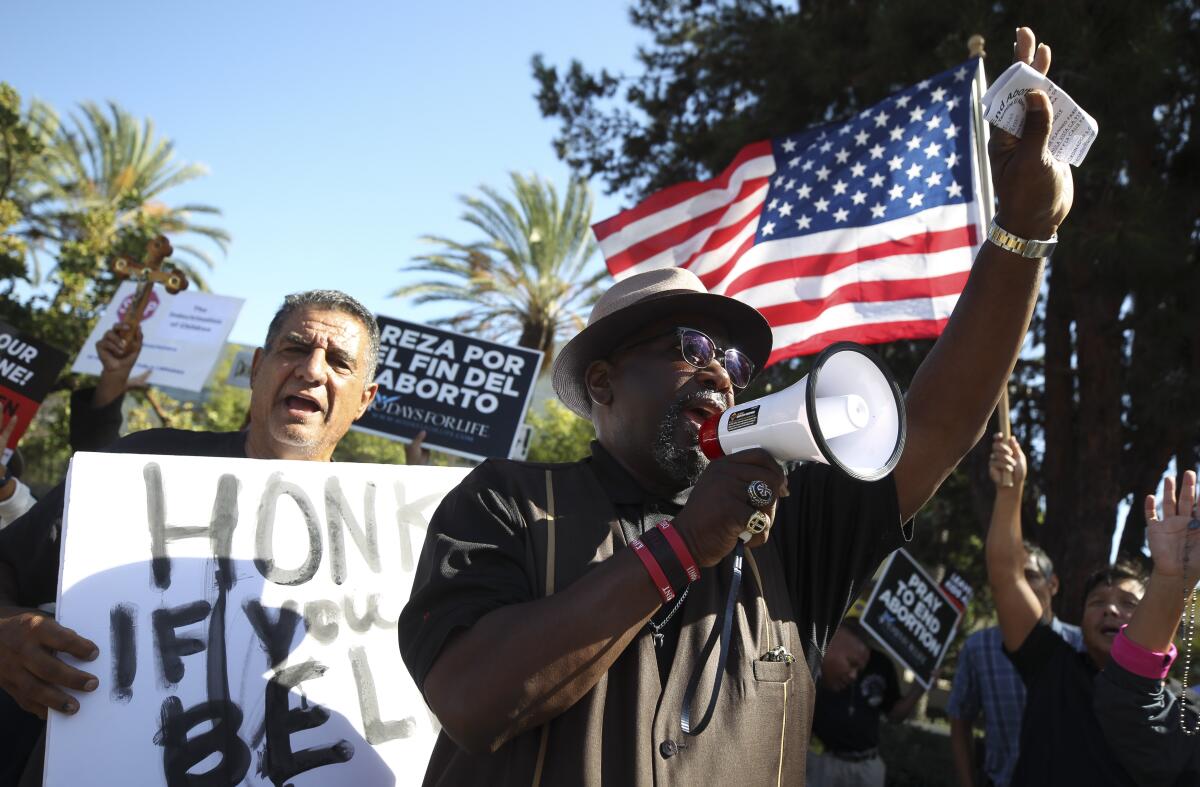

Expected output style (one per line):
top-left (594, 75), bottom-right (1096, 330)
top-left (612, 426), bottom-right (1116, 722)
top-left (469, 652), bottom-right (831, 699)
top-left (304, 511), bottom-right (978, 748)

top-left (110, 235), bottom-right (189, 327)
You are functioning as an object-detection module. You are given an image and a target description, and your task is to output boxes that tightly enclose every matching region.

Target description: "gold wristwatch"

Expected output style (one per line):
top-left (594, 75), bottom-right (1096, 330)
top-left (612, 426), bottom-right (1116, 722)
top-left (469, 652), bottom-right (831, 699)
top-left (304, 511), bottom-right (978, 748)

top-left (986, 218), bottom-right (1058, 258)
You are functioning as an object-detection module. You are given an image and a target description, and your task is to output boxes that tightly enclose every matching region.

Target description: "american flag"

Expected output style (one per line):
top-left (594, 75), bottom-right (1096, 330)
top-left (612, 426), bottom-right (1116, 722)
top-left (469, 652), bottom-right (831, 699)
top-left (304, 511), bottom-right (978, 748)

top-left (593, 60), bottom-right (987, 366)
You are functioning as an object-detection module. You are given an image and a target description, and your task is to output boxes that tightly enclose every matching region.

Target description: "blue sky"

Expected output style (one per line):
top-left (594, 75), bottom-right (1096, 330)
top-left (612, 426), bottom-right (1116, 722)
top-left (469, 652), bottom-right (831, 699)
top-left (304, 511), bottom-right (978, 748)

top-left (3, 1), bottom-right (645, 345)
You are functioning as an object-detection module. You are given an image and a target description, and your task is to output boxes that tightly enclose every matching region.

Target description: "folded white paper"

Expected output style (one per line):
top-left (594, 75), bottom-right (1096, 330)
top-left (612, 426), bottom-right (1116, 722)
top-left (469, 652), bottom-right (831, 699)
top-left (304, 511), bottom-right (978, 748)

top-left (981, 62), bottom-right (1098, 167)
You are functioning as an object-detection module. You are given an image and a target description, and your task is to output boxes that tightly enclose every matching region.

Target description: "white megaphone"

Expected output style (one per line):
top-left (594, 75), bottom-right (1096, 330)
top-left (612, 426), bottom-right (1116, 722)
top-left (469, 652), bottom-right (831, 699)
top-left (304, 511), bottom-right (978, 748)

top-left (698, 342), bottom-right (906, 481)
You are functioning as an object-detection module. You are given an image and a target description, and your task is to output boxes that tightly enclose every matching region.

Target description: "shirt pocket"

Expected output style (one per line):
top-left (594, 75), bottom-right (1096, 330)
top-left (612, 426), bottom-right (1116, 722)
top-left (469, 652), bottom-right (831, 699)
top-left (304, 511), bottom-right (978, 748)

top-left (753, 659), bottom-right (794, 683)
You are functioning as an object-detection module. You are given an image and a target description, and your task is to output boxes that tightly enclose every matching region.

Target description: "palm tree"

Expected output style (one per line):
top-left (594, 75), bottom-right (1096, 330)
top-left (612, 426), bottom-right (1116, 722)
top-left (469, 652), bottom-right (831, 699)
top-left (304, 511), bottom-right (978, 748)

top-left (394, 172), bottom-right (607, 373)
top-left (25, 101), bottom-right (229, 288)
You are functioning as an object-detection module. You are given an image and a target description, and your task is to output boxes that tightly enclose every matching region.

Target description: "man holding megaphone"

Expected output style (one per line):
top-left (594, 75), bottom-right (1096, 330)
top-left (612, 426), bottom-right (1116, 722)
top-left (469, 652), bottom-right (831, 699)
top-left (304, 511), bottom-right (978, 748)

top-left (400, 26), bottom-right (1070, 787)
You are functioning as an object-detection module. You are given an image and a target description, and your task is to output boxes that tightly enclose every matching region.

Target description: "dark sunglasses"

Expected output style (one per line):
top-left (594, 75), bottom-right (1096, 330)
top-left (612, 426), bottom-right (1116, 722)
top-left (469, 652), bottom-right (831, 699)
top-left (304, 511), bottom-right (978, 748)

top-left (615, 327), bottom-right (754, 388)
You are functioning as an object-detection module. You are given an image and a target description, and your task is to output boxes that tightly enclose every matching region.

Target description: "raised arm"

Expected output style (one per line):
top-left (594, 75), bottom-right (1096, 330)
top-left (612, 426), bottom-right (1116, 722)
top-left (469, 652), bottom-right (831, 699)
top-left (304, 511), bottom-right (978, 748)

top-left (1093, 470), bottom-right (1200, 787)
top-left (984, 435), bottom-right (1042, 652)
top-left (894, 27), bottom-right (1073, 520)
top-left (1125, 471), bottom-right (1199, 652)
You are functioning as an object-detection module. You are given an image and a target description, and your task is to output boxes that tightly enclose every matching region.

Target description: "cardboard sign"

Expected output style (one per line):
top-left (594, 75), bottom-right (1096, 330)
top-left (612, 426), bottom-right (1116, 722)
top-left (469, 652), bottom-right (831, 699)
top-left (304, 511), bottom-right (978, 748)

top-left (859, 549), bottom-right (962, 688)
top-left (0, 324), bottom-right (69, 465)
top-left (72, 281), bottom-right (244, 392)
top-left (353, 315), bottom-right (543, 461)
top-left (47, 452), bottom-right (470, 786)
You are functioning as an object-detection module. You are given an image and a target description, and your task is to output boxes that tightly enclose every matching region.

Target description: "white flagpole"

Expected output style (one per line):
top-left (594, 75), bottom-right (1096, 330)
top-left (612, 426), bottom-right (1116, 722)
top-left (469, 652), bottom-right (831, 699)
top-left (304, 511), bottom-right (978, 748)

top-left (968, 34), bottom-right (1015, 483)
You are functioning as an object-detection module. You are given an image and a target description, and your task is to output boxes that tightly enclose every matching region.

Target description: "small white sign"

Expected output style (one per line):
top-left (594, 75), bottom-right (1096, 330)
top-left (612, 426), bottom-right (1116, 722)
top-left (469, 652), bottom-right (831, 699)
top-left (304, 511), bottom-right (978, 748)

top-left (47, 452), bottom-right (469, 786)
top-left (981, 61), bottom-right (1098, 167)
top-left (72, 281), bottom-right (244, 392)
top-left (227, 347), bottom-right (256, 389)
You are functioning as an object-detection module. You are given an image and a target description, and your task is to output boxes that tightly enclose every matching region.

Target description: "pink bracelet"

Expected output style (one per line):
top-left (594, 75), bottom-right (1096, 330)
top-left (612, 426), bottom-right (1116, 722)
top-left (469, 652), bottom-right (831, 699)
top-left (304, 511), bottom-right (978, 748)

top-left (1111, 626), bottom-right (1177, 679)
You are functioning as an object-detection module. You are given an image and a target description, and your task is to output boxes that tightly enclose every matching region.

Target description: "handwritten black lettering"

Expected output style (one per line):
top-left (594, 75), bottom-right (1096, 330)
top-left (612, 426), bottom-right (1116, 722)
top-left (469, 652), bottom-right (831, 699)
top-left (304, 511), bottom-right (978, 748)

top-left (243, 599), bottom-right (303, 670)
top-left (255, 472), bottom-right (322, 586)
top-left (263, 660), bottom-right (353, 785)
top-left (145, 463), bottom-right (241, 591)
top-left (110, 603), bottom-right (138, 702)
top-left (324, 478), bottom-right (380, 585)
top-left (156, 696), bottom-right (251, 786)
top-left (153, 601), bottom-right (211, 688)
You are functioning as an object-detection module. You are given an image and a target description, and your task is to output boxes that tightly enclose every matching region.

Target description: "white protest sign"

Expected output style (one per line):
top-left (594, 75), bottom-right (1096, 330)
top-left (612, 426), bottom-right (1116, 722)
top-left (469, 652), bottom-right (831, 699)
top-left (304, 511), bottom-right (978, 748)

top-left (46, 452), bottom-right (469, 786)
top-left (72, 281), bottom-right (244, 392)
top-left (981, 61), bottom-right (1099, 166)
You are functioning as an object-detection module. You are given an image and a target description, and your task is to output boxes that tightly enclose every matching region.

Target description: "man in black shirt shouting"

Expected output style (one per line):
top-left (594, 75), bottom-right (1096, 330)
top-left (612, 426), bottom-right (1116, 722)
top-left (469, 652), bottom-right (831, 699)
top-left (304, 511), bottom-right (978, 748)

top-left (0, 289), bottom-right (380, 727)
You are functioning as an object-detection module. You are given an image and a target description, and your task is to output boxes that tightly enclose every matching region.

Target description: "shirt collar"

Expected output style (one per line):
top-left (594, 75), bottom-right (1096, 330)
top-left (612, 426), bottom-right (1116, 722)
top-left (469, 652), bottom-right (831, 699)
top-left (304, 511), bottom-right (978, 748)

top-left (588, 440), bottom-right (691, 508)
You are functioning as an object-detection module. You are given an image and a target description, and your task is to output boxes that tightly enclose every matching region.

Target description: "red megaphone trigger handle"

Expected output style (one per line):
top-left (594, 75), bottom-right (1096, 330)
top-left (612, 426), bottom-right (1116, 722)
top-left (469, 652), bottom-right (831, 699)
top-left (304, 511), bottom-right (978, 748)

top-left (699, 414), bottom-right (724, 460)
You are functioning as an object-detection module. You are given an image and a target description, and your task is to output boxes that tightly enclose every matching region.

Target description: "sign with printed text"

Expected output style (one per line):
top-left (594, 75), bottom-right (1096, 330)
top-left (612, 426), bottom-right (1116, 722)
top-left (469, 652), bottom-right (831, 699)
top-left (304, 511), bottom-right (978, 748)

top-left (859, 549), bottom-right (962, 688)
top-left (0, 324), bottom-right (69, 465)
top-left (940, 571), bottom-right (974, 613)
top-left (46, 452), bottom-right (469, 786)
top-left (353, 315), bottom-right (543, 462)
top-left (72, 281), bottom-right (244, 392)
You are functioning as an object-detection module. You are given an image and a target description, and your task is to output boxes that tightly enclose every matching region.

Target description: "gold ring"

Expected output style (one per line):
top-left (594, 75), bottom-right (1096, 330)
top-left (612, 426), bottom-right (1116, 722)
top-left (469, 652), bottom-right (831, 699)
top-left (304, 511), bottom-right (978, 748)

top-left (743, 510), bottom-right (771, 539)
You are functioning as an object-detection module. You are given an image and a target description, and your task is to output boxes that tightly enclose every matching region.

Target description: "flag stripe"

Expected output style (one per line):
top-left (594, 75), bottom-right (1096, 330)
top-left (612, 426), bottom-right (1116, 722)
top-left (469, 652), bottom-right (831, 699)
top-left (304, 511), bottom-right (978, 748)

top-left (604, 177), bottom-right (769, 275)
top-left (595, 143), bottom-right (774, 249)
top-left (755, 271), bottom-right (970, 326)
top-left (703, 203), bottom-right (977, 292)
top-left (768, 293), bottom-right (962, 357)
top-left (768, 318), bottom-right (951, 365)
top-left (592, 60), bottom-right (985, 369)
top-left (734, 245), bottom-right (976, 308)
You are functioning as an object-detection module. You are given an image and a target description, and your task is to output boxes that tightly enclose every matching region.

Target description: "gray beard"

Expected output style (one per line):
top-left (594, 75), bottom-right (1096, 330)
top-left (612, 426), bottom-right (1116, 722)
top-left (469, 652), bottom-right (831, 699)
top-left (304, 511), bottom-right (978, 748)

top-left (651, 392), bottom-right (723, 487)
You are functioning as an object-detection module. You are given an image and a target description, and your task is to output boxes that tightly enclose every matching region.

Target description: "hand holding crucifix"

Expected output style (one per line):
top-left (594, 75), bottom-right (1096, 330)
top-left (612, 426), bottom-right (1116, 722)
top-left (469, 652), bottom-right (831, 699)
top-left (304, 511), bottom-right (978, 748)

top-left (110, 235), bottom-right (189, 328)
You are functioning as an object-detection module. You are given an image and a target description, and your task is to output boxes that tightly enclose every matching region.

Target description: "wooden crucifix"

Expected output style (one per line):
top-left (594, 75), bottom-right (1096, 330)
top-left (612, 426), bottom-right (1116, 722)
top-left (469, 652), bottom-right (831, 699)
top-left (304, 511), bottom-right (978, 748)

top-left (110, 235), bottom-right (189, 327)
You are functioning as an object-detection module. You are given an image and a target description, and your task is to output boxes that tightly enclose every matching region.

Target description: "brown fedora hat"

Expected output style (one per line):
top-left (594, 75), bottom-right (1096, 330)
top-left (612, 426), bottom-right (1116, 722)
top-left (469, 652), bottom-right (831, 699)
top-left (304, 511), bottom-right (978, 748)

top-left (552, 267), bottom-right (773, 419)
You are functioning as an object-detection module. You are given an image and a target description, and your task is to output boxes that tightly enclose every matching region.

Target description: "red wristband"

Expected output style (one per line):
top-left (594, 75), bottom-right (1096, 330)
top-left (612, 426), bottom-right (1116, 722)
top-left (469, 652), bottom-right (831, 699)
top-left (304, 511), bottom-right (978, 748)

top-left (657, 520), bottom-right (700, 583)
top-left (630, 538), bottom-right (675, 604)
top-left (1111, 626), bottom-right (1177, 680)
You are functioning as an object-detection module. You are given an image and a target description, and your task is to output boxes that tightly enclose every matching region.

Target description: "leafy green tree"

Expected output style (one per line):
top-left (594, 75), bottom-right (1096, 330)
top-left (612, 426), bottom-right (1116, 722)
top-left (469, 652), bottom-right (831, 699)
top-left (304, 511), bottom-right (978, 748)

top-left (533, 1), bottom-right (1200, 620)
top-left (393, 172), bottom-right (606, 372)
top-left (0, 82), bottom-right (50, 285)
top-left (3, 87), bottom-right (235, 492)
top-left (23, 100), bottom-right (229, 289)
top-left (526, 399), bottom-right (596, 463)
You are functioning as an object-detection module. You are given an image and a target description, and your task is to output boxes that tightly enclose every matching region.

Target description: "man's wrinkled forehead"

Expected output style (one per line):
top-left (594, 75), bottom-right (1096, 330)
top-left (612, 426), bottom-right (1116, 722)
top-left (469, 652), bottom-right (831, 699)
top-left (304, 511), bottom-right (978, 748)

top-left (275, 309), bottom-right (365, 355)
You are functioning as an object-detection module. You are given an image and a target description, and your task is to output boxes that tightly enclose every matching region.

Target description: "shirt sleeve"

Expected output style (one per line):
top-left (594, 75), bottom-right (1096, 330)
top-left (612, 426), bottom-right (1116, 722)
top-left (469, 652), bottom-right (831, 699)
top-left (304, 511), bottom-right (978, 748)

top-left (0, 482), bottom-right (65, 607)
top-left (0, 479), bottom-right (36, 529)
top-left (1093, 660), bottom-right (1200, 787)
top-left (946, 635), bottom-right (981, 721)
top-left (398, 461), bottom-right (538, 693)
top-left (1004, 621), bottom-right (1064, 687)
top-left (69, 386), bottom-right (125, 453)
top-left (774, 462), bottom-right (904, 666)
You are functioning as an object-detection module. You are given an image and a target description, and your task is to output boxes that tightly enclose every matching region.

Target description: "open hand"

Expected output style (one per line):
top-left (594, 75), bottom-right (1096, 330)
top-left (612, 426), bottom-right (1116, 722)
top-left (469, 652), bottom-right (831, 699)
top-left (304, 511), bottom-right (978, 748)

top-left (989, 27), bottom-right (1074, 241)
top-left (1145, 470), bottom-right (1200, 587)
top-left (0, 612), bottom-right (99, 720)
